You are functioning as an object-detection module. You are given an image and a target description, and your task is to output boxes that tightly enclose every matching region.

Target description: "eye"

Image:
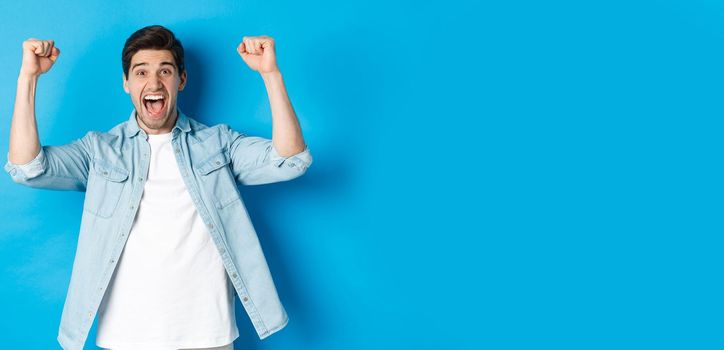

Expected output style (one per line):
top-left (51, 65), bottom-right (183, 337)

top-left (161, 69), bottom-right (171, 75)
top-left (136, 70), bottom-right (145, 76)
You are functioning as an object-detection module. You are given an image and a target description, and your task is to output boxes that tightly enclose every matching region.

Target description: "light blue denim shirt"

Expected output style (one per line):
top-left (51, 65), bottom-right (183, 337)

top-left (3, 109), bottom-right (312, 350)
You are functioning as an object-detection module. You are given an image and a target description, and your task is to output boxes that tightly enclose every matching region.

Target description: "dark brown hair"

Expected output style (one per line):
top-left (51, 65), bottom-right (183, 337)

top-left (122, 25), bottom-right (185, 79)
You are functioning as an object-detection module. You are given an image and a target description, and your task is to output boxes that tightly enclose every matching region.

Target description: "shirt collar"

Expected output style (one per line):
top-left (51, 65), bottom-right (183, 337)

top-left (126, 107), bottom-right (191, 138)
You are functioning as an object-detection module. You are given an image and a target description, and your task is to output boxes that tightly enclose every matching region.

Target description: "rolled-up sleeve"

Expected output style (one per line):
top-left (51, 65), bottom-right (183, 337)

top-left (268, 143), bottom-right (312, 171)
top-left (4, 148), bottom-right (46, 182)
top-left (226, 125), bottom-right (313, 186)
top-left (3, 132), bottom-right (93, 191)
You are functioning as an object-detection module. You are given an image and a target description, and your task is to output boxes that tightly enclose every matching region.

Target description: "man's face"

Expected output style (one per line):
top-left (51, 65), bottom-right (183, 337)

top-left (123, 49), bottom-right (187, 134)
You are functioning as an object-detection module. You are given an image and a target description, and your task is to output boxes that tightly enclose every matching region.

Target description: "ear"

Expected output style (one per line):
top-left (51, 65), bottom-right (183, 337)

top-left (179, 70), bottom-right (187, 91)
top-left (122, 73), bottom-right (129, 94)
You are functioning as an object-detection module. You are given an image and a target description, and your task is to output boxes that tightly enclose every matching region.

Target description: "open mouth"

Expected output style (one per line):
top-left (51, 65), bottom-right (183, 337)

top-left (143, 94), bottom-right (166, 117)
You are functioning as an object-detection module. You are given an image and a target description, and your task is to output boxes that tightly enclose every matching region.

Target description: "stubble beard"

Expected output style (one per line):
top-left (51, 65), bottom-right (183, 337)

top-left (137, 104), bottom-right (176, 132)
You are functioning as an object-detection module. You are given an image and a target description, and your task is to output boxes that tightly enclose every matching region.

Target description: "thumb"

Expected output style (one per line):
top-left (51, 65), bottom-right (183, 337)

top-left (33, 42), bottom-right (44, 55)
top-left (49, 47), bottom-right (60, 62)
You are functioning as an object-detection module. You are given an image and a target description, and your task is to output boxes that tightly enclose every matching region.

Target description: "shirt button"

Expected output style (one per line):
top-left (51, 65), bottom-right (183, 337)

top-left (130, 205), bottom-right (134, 210)
top-left (209, 224), bottom-right (214, 230)
top-left (232, 273), bottom-right (238, 278)
top-left (215, 161), bottom-right (221, 165)
top-left (138, 177), bottom-right (143, 181)
top-left (88, 312), bottom-right (92, 318)
top-left (242, 297), bottom-right (248, 302)
top-left (110, 259), bottom-right (114, 263)
top-left (219, 248), bottom-right (226, 254)
top-left (175, 149), bottom-right (181, 154)
top-left (103, 171), bottom-right (109, 175)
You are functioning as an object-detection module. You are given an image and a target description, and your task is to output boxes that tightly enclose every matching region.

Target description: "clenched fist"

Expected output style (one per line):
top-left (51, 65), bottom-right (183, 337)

top-left (237, 35), bottom-right (279, 74)
top-left (20, 38), bottom-right (60, 77)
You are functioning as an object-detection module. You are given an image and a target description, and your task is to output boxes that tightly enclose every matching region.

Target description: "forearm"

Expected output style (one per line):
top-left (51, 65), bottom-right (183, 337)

top-left (262, 71), bottom-right (306, 157)
top-left (8, 74), bottom-right (41, 164)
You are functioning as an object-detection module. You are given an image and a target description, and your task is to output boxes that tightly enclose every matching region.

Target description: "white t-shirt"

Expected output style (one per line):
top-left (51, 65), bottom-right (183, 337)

top-left (96, 131), bottom-right (239, 350)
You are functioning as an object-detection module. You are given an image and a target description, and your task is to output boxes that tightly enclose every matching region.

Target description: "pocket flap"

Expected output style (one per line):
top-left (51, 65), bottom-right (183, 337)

top-left (196, 150), bottom-right (230, 175)
top-left (93, 159), bottom-right (129, 182)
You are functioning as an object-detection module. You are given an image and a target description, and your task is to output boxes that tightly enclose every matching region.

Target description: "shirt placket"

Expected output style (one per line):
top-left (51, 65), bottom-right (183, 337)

top-left (170, 132), bottom-right (269, 336)
top-left (79, 132), bottom-right (152, 337)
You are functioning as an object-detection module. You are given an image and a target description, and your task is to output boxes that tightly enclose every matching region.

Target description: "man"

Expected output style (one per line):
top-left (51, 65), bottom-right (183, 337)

top-left (4, 25), bottom-right (312, 350)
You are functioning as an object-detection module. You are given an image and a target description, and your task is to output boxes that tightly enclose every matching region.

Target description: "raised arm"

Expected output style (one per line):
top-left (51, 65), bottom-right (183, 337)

top-left (5, 39), bottom-right (92, 191)
top-left (226, 35), bottom-right (312, 186)
top-left (238, 35), bottom-right (307, 156)
top-left (8, 38), bottom-right (60, 164)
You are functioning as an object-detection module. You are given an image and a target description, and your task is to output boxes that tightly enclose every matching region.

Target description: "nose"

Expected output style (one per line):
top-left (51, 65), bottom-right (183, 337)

top-left (148, 74), bottom-right (163, 89)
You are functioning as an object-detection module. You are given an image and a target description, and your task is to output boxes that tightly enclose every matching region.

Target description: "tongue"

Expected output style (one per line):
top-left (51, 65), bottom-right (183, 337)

top-left (147, 100), bottom-right (164, 115)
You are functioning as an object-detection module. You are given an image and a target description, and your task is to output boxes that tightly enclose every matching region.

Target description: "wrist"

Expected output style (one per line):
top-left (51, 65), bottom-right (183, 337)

top-left (18, 71), bottom-right (40, 82)
top-left (261, 70), bottom-right (282, 80)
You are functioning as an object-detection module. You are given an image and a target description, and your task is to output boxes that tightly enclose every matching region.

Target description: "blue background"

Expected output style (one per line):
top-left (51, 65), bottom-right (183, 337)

top-left (0, 0), bottom-right (721, 349)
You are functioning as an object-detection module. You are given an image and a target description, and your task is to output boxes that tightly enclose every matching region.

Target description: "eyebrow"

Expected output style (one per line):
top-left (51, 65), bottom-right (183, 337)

top-left (131, 61), bottom-right (176, 70)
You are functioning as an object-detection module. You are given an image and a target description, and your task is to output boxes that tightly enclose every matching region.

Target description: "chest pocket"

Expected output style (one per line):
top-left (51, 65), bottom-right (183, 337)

top-left (84, 159), bottom-right (129, 218)
top-left (194, 149), bottom-right (241, 209)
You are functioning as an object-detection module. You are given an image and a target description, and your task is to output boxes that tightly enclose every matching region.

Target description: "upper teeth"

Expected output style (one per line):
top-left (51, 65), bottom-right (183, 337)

top-left (144, 95), bottom-right (164, 100)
